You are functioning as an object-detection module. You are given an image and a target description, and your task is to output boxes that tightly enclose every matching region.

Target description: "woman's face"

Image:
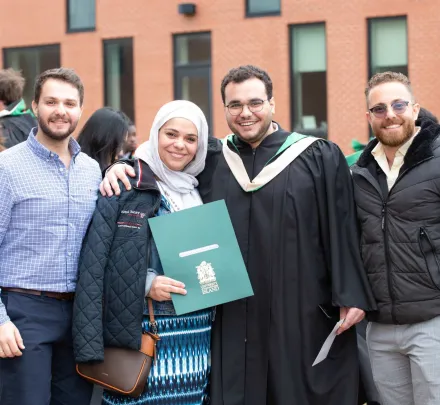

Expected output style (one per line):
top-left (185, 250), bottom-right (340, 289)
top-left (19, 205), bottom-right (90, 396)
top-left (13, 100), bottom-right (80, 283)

top-left (158, 117), bottom-right (198, 171)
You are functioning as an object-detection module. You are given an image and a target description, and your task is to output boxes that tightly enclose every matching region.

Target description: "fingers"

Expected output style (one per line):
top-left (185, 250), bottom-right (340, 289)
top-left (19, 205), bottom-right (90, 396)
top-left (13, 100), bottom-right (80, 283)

top-left (161, 277), bottom-right (185, 289)
top-left (337, 307), bottom-right (365, 335)
top-left (116, 166), bottom-right (134, 195)
top-left (6, 337), bottom-right (22, 357)
top-left (167, 285), bottom-right (187, 296)
top-left (150, 276), bottom-right (187, 301)
top-left (126, 165), bottom-right (136, 178)
top-left (0, 344), bottom-right (13, 358)
top-left (0, 322), bottom-right (24, 358)
top-left (108, 173), bottom-right (121, 196)
top-left (14, 328), bottom-right (25, 350)
top-left (99, 178), bottom-right (111, 197)
top-left (339, 306), bottom-right (348, 321)
top-left (100, 164), bottom-right (135, 197)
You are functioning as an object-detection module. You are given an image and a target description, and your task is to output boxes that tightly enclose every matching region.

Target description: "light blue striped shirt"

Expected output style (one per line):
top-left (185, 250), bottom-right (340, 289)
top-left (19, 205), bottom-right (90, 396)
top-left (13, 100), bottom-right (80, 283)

top-left (0, 129), bottom-right (101, 325)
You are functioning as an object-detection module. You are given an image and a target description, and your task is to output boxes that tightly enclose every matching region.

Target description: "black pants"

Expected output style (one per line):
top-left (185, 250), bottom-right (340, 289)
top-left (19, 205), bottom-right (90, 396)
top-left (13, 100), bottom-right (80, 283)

top-left (0, 291), bottom-right (93, 405)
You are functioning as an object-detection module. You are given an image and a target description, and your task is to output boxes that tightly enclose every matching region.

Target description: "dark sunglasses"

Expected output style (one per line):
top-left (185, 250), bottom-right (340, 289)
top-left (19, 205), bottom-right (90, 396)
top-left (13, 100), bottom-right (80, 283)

top-left (369, 100), bottom-right (411, 119)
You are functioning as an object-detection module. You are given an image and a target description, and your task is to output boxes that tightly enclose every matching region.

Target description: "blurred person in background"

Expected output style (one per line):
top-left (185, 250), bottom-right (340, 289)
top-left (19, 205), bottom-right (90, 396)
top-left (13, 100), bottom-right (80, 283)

top-left (122, 118), bottom-right (138, 159)
top-left (0, 68), bottom-right (36, 149)
top-left (77, 107), bottom-right (129, 171)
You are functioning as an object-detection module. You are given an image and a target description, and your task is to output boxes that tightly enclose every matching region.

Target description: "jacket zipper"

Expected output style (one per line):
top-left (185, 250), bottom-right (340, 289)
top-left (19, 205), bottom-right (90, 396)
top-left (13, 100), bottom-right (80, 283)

top-left (381, 202), bottom-right (397, 323)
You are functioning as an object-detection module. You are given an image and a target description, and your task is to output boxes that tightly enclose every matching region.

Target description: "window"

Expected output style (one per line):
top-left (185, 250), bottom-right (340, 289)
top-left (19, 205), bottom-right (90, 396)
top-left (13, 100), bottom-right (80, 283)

top-left (174, 32), bottom-right (212, 132)
top-left (67, 0), bottom-right (96, 32)
top-left (290, 24), bottom-right (327, 138)
top-left (247, 0), bottom-right (280, 16)
top-left (369, 17), bottom-right (408, 76)
top-left (103, 38), bottom-right (135, 122)
top-left (3, 44), bottom-right (61, 108)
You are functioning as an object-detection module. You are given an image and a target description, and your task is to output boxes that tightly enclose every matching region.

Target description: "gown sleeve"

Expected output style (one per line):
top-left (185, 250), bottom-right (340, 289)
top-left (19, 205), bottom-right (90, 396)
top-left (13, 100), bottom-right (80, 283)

top-left (311, 140), bottom-right (377, 311)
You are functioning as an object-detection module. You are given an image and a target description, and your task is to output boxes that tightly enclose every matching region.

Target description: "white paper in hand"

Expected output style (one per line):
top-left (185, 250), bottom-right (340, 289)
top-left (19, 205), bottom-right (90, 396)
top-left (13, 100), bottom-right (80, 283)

top-left (312, 319), bottom-right (345, 366)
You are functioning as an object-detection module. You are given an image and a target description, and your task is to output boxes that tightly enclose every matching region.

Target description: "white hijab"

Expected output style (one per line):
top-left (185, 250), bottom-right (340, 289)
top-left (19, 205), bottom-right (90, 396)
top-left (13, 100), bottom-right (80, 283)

top-left (135, 100), bottom-right (209, 208)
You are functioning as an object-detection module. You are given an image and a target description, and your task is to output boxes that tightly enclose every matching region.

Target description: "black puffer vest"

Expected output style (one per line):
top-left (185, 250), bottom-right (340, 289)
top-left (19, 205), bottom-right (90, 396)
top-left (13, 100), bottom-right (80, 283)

top-left (352, 118), bottom-right (440, 324)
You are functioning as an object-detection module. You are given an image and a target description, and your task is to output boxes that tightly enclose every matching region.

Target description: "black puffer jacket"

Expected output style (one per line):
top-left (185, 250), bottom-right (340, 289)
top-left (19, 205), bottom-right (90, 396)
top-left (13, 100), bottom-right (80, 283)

top-left (73, 159), bottom-right (160, 363)
top-left (352, 118), bottom-right (440, 324)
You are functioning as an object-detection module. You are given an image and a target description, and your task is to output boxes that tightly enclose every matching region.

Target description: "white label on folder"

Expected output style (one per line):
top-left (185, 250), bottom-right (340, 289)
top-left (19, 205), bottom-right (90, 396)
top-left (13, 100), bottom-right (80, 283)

top-left (179, 244), bottom-right (219, 257)
top-left (312, 319), bottom-right (345, 366)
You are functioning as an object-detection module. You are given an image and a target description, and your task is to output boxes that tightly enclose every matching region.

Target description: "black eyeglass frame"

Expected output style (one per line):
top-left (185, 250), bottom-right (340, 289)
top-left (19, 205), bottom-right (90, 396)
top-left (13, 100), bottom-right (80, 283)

top-left (225, 98), bottom-right (270, 116)
top-left (368, 100), bottom-right (411, 118)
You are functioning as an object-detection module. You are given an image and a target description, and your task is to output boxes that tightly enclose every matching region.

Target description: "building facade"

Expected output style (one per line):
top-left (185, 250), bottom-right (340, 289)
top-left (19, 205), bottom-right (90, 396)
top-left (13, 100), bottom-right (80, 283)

top-left (1, 0), bottom-right (440, 153)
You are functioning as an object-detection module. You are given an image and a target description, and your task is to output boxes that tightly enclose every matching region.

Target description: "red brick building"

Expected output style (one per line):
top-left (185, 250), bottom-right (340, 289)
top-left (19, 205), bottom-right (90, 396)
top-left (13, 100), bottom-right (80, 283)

top-left (2, 0), bottom-right (440, 152)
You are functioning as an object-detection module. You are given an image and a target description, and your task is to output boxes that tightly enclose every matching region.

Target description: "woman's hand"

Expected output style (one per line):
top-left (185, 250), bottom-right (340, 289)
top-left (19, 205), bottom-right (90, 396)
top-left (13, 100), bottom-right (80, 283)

top-left (148, 276), bottom-right (187, 301)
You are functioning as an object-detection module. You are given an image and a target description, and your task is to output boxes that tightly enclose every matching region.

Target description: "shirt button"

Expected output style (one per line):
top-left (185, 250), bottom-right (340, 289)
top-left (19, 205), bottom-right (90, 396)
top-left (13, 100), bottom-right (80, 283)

top-left (59, 168), bottom-right (64, 172)
top-left (69, 223), bottom-right (73, 228)
top-left (68, 252), bottom-right (72, 257)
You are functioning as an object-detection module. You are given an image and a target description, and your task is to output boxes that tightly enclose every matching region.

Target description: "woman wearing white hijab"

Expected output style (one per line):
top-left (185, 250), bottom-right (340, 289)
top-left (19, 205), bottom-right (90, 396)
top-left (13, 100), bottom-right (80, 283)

top-left (103, 101), bottom-right (210, 405)
top-left (74, 100), bottom-right (211, 405)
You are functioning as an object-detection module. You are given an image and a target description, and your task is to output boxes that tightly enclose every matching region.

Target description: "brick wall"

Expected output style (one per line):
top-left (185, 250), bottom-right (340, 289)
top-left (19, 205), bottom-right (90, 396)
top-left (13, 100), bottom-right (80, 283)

top-left (2, 0), bottom-right (440, 153)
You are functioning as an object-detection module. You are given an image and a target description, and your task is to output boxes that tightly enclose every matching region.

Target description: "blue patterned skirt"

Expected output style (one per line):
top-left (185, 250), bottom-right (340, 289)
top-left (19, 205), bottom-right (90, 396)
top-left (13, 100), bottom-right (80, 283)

top-left (102, 309), bottom-right (212, 405)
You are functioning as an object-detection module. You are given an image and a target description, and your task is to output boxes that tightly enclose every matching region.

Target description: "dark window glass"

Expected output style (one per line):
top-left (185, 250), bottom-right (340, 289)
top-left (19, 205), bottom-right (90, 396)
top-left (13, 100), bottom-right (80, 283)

top-left (4, 44), bottom-right (61, 108)
top-left (247, 0), bottom-right (281, 16)
top-left (174, 33), bottom-right (212, 133)
top-left (103, 38), bottom-right (135, 122)
top-left (67, 0), bottom-right (96, 32)
top-left (175, 34), bottom-right (211, 65)
top-left (290, 24), bottom-right (327, 138)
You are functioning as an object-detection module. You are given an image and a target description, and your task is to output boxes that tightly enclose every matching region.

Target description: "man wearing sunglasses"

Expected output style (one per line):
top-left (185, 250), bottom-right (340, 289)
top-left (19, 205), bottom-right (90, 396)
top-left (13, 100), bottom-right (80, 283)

top-left (351, 71), bottom-right (440, 405)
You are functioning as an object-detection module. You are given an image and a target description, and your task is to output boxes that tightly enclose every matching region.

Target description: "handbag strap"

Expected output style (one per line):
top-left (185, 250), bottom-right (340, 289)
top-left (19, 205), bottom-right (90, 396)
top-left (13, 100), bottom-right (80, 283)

top-left (147, 297), bottom-right (158, 335)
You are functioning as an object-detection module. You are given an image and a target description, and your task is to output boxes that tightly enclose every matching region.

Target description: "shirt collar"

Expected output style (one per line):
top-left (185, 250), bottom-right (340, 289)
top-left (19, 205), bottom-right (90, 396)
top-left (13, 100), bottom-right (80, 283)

top-left (371, 126), bottom-right (421, 159)
top-left (27, 127), bottom-right (81, 161)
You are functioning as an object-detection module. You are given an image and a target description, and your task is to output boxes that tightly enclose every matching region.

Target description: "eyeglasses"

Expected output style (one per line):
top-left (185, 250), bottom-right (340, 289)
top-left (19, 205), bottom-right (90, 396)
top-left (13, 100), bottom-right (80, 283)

top-left (225, 99), bottom-right (269, 116)
top-left (369, 100), bottom-right (411, 119)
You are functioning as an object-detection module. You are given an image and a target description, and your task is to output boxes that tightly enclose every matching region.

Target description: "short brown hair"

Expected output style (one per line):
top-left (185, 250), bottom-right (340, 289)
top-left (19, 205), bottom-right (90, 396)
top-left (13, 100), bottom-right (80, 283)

top-left (221, 65), bottom-right (273, 104)
top-left (34, 67), bottom-right (84, 106)
top-left (0, 68), bottom-right (25, 105)
top-left (365, 71), bottom-right (413, 103)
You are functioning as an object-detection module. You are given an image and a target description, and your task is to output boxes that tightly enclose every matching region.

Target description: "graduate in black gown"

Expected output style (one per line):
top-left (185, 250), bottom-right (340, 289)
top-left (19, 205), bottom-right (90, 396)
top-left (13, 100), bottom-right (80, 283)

top-left (198, 65), bottom-right (377, 405)
top-left (101, 65), bottom-right (377, 405)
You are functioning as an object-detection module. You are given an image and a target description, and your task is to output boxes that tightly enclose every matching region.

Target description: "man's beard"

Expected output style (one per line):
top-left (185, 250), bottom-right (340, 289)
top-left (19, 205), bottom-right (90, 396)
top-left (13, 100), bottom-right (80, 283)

top-left (374, 119), bottom-right (415, 148)
top-left (38, 114), bottom-right (78, 141)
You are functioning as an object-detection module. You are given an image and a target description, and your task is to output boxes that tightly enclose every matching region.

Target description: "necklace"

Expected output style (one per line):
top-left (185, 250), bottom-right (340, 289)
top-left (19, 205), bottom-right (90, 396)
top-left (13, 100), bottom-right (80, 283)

top-left (157, 181), bottom-right (181, 212)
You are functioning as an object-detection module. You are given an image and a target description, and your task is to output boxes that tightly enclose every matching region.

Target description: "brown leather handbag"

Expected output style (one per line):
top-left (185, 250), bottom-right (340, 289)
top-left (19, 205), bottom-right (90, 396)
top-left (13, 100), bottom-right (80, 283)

top-left (76, 299), bottom-right (160, 398)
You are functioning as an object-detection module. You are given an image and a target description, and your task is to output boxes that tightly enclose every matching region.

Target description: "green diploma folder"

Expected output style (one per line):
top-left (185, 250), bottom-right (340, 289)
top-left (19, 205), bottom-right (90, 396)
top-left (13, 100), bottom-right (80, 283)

top-left (148, 200), bottom-right (254, 315)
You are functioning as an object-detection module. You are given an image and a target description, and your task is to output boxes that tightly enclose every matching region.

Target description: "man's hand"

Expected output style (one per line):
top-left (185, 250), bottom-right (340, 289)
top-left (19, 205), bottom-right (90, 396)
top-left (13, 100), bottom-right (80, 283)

top-left (148, 276), bottom-right (187, 302)
top-left (0, 321), bottom-right (25, 358)
top-left (99, 164), bottom-right (136, 197)
top-left (336, 307), bottom-right (365, 335)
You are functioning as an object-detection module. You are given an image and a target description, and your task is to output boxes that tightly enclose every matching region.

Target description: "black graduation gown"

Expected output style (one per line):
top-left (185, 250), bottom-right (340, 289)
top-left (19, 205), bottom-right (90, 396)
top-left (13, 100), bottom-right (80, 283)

top-left (198, 126), bottom-right (377, 405)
